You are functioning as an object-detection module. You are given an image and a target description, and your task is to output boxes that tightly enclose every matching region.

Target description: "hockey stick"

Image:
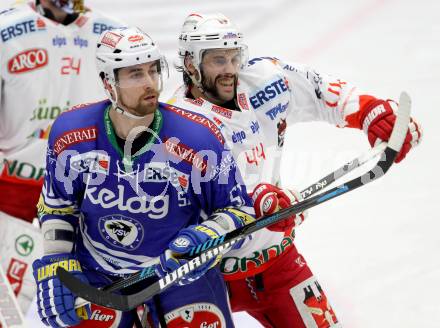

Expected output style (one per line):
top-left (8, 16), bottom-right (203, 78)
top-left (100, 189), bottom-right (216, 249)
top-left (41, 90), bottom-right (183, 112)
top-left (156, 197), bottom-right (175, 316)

top-left (73, 128), bottom-right (386, 300)
top-left (71, 134), bottom-right (387, 310)
top-left (59, 92), bottom-right (411, 312)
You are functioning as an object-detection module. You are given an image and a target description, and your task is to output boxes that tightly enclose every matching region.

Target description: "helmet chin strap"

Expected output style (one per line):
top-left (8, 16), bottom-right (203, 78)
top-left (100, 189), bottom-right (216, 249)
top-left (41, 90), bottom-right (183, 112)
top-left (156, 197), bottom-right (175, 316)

top-left (108, 85), bottom-right (150, 120)
top-left (113, 106), bottom-right (149, 120)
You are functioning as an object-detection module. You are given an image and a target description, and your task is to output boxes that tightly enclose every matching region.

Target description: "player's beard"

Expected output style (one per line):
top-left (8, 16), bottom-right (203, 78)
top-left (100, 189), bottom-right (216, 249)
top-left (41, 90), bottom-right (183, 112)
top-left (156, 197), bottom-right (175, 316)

top-left (201, 72), bottom-right (237, 104)
top-left (120, 89), bottom-right (159, 117)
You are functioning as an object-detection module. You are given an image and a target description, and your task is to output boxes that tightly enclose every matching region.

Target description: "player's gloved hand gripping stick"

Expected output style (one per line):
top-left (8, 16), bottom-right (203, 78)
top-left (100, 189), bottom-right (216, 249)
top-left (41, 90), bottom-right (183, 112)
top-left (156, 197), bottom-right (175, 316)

top-left (61, 91), bottom-right (411, 312)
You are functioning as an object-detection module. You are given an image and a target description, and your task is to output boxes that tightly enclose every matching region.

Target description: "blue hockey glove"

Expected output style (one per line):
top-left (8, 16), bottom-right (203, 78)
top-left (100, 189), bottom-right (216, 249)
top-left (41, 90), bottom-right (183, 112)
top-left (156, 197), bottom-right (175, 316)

top-left (32, 253), bottom-right (91, 327)
top-left (156, 208), bottom-right (255, 285)
top-left (157, 223), bottom-right (221, 286)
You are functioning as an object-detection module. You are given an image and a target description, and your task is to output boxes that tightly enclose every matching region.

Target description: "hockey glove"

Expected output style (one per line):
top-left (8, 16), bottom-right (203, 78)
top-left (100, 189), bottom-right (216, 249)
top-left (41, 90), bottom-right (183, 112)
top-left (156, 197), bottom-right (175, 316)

top-left (251, 183), bottom-right (307, 232)
top-left (32, 253), bottom-right (91, 327)
top-left (361, 99), bottom-right (422, 163)
top-left (157, 209), bottom-right (254, 285)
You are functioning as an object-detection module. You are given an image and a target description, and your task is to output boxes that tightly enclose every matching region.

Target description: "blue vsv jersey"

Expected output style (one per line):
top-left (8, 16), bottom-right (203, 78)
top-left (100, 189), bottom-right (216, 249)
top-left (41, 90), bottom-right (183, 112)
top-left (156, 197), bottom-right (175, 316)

top-left (38, 100), bottom-right (254, 276)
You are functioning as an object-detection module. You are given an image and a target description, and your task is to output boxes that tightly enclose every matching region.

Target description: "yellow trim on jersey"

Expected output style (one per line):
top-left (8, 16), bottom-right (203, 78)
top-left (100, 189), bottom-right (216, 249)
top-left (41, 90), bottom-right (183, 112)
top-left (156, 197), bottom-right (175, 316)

top-left (37, 195), bottom-right (76, 217)
top-left (225, 208), bottom-right (255, 226)
top-left (195, 225), bottom-right (219, 239)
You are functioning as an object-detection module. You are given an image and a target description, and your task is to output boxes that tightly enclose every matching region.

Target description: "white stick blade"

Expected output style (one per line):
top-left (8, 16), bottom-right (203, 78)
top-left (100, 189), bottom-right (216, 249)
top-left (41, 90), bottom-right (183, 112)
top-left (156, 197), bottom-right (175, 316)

top-left (388, 91), bottom-right (411, 152)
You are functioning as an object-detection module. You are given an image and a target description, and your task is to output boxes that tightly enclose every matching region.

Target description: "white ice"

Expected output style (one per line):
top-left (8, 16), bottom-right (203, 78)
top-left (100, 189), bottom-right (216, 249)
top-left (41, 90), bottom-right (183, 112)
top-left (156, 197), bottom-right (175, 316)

top-left (19, 0), bottom-right (440, 326)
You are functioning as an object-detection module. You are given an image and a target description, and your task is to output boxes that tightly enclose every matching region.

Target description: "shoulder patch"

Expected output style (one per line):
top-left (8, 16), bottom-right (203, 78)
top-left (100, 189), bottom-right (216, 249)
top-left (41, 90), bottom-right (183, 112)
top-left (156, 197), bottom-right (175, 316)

top-left (248, 56), bottom-right (280, 66)
top-left (162, 104), bottom-right (224, 145)
top-left (163, 137), bottom-right (207, 172)
top-left (61, 100), bottom-right (108, 116)
top-left (53, 126), bottom-right (98, 155)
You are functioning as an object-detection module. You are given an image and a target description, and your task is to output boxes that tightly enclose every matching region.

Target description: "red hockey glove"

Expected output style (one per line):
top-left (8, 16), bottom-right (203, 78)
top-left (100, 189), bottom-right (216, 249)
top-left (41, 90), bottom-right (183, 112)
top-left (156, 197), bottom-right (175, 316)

top-left (361, 99), bottom-right (422, 163)
top-left (251, 183), bottom-right (307, 232)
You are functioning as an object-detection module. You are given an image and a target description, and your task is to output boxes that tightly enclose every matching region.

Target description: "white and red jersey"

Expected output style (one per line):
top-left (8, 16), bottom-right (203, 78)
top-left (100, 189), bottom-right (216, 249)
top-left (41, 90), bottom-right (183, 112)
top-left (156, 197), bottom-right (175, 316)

top-left (0, 211), bottom-right (43, 317)
top-left (168, 56), bottom-right (386, 280)
top-left (0, 2), bottom-right (125, 220)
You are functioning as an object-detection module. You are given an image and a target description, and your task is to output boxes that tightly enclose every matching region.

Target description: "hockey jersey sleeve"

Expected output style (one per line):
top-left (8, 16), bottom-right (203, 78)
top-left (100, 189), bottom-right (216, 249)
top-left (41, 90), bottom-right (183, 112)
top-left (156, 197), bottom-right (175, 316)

top-left (36, 127), bottom-right (84, 228)
top-left (277, 59), bottom-right (389, 129)
top-left (190, 142), bottom-right (255, 232)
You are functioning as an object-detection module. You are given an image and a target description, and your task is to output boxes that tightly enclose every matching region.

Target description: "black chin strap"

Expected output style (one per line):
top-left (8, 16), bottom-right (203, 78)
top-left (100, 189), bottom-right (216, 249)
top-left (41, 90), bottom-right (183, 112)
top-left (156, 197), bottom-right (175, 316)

top-left (35, 0), bottom-right (79, 25)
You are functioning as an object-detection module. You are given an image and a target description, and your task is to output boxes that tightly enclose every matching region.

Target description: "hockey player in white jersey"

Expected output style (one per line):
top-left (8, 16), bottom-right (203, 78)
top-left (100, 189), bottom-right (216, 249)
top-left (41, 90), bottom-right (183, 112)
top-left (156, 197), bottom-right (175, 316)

top-left (168, 13), bottom-right (422, 327)
top-left (0, 0), bottom-right (125, 321)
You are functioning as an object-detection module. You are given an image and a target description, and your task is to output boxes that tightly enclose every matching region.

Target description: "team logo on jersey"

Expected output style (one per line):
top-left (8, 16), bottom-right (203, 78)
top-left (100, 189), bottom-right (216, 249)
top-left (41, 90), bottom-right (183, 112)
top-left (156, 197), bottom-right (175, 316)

top-left (231, 130), bottom-right (246, 144)
top-left (36, 18), bottom-right (46, 30)
top-left (99, 215), bottom-right (144, 250)
top-left (250, 120), bottom-right (260, 134)
top-left (164, 138), bottom-right (207, 172)
top-left (2, 158), bottom-right (45, 182)
top-left (0, 19), bottom-right (45, 42)
top-left (277, 118), bottom-right (287, 147)
top-left (28, 125), bottom-right (52, 139)
top-left (237, 93), bottom-right (249, 110)
top-left (101, 31), bottom-right (122, 48)
top-left (53, 126), bottom-right (97, 155)
top-left (70, 151), bottom-right (110, 175)
top-left (93, 22), bottom-right (118, 35)
top-left (73, 36), bottom-right (88, 48)
top-left (6, 258), bottom-right (28, 296)
top-left (221, 229), bottom-right (295, 277)
top-left (31, 98), bottom-right (71, 121)
top-left (7, 48), bottom-right (48, 74)
top-left (85, 185), bottom-right (170, 219)
top-left (211, 104), bottom-right (232, 119)
top-left (163, 104), bottom-right (224, 144)
top-left (184, 97), bottom-right (204, 107)
top-left (212, 116), bottom-right (224, 129)
top-left (208, 152), bottom-right (235, 180)
top-left (290, 277), bottom-right (339, 327)
top-left (265, 102), bottom-right (289, 120)
top-left (248, 56), bottom-right (279, 66)
top-left (283, 64), bottom-right (298, 72)
top-left (249, 78), bottom-right (289, 109)
top-left (76, 304), bottom-right (121, 327)
top-left (144, 162), bottom-right (189, 192)
top-left (15, 234), bottom-right (34, 256)
top-left (74, 15), bottom-right (89, 27)
top-left (164, 303), bottom-right (226, 328)
top-left (52, 35), bottom-right (67, 47)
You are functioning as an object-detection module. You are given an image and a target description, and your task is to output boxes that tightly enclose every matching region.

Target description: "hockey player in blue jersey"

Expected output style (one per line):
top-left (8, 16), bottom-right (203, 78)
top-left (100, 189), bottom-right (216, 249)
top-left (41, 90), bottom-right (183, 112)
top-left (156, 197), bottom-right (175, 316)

top-left (32, 27), bottom-right (255, 328)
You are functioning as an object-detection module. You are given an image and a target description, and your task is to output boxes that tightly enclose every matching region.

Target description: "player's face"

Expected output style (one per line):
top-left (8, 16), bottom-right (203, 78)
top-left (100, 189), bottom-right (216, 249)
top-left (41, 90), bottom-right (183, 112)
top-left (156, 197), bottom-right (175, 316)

top-left (200, 48), bottom-right (241, 103)
top-left (115, 61), bottom-right (160, 116)
top-left (41, 0), bottom-right (84, 14)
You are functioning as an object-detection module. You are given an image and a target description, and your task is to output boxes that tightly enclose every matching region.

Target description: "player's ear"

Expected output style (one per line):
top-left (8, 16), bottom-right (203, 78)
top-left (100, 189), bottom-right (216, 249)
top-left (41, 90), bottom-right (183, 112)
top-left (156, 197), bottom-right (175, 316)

top-left (101, 76), bottom-right (116, 101)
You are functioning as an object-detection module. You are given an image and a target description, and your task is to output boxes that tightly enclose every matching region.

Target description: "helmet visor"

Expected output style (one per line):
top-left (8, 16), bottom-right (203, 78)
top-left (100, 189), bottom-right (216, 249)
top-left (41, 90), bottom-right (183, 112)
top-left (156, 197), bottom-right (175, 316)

top-left (114, 60), bottom-right (168, 90)
top-left (200, 46), bottom-right (248, 71)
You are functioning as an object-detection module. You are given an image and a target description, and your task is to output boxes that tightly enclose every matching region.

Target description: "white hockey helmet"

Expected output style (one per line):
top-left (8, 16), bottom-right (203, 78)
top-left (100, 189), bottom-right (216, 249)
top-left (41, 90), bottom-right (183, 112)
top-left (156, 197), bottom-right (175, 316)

top-left (178, 13), bottom-right (248, 80)
top-left (96, 27), bottom-right (168, 105)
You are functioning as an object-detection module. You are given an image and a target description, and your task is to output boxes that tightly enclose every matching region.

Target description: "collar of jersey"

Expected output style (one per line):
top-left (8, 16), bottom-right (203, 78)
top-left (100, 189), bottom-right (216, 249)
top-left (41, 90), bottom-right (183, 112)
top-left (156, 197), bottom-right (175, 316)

top-left (103, 105), bottom-right (163, 170)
